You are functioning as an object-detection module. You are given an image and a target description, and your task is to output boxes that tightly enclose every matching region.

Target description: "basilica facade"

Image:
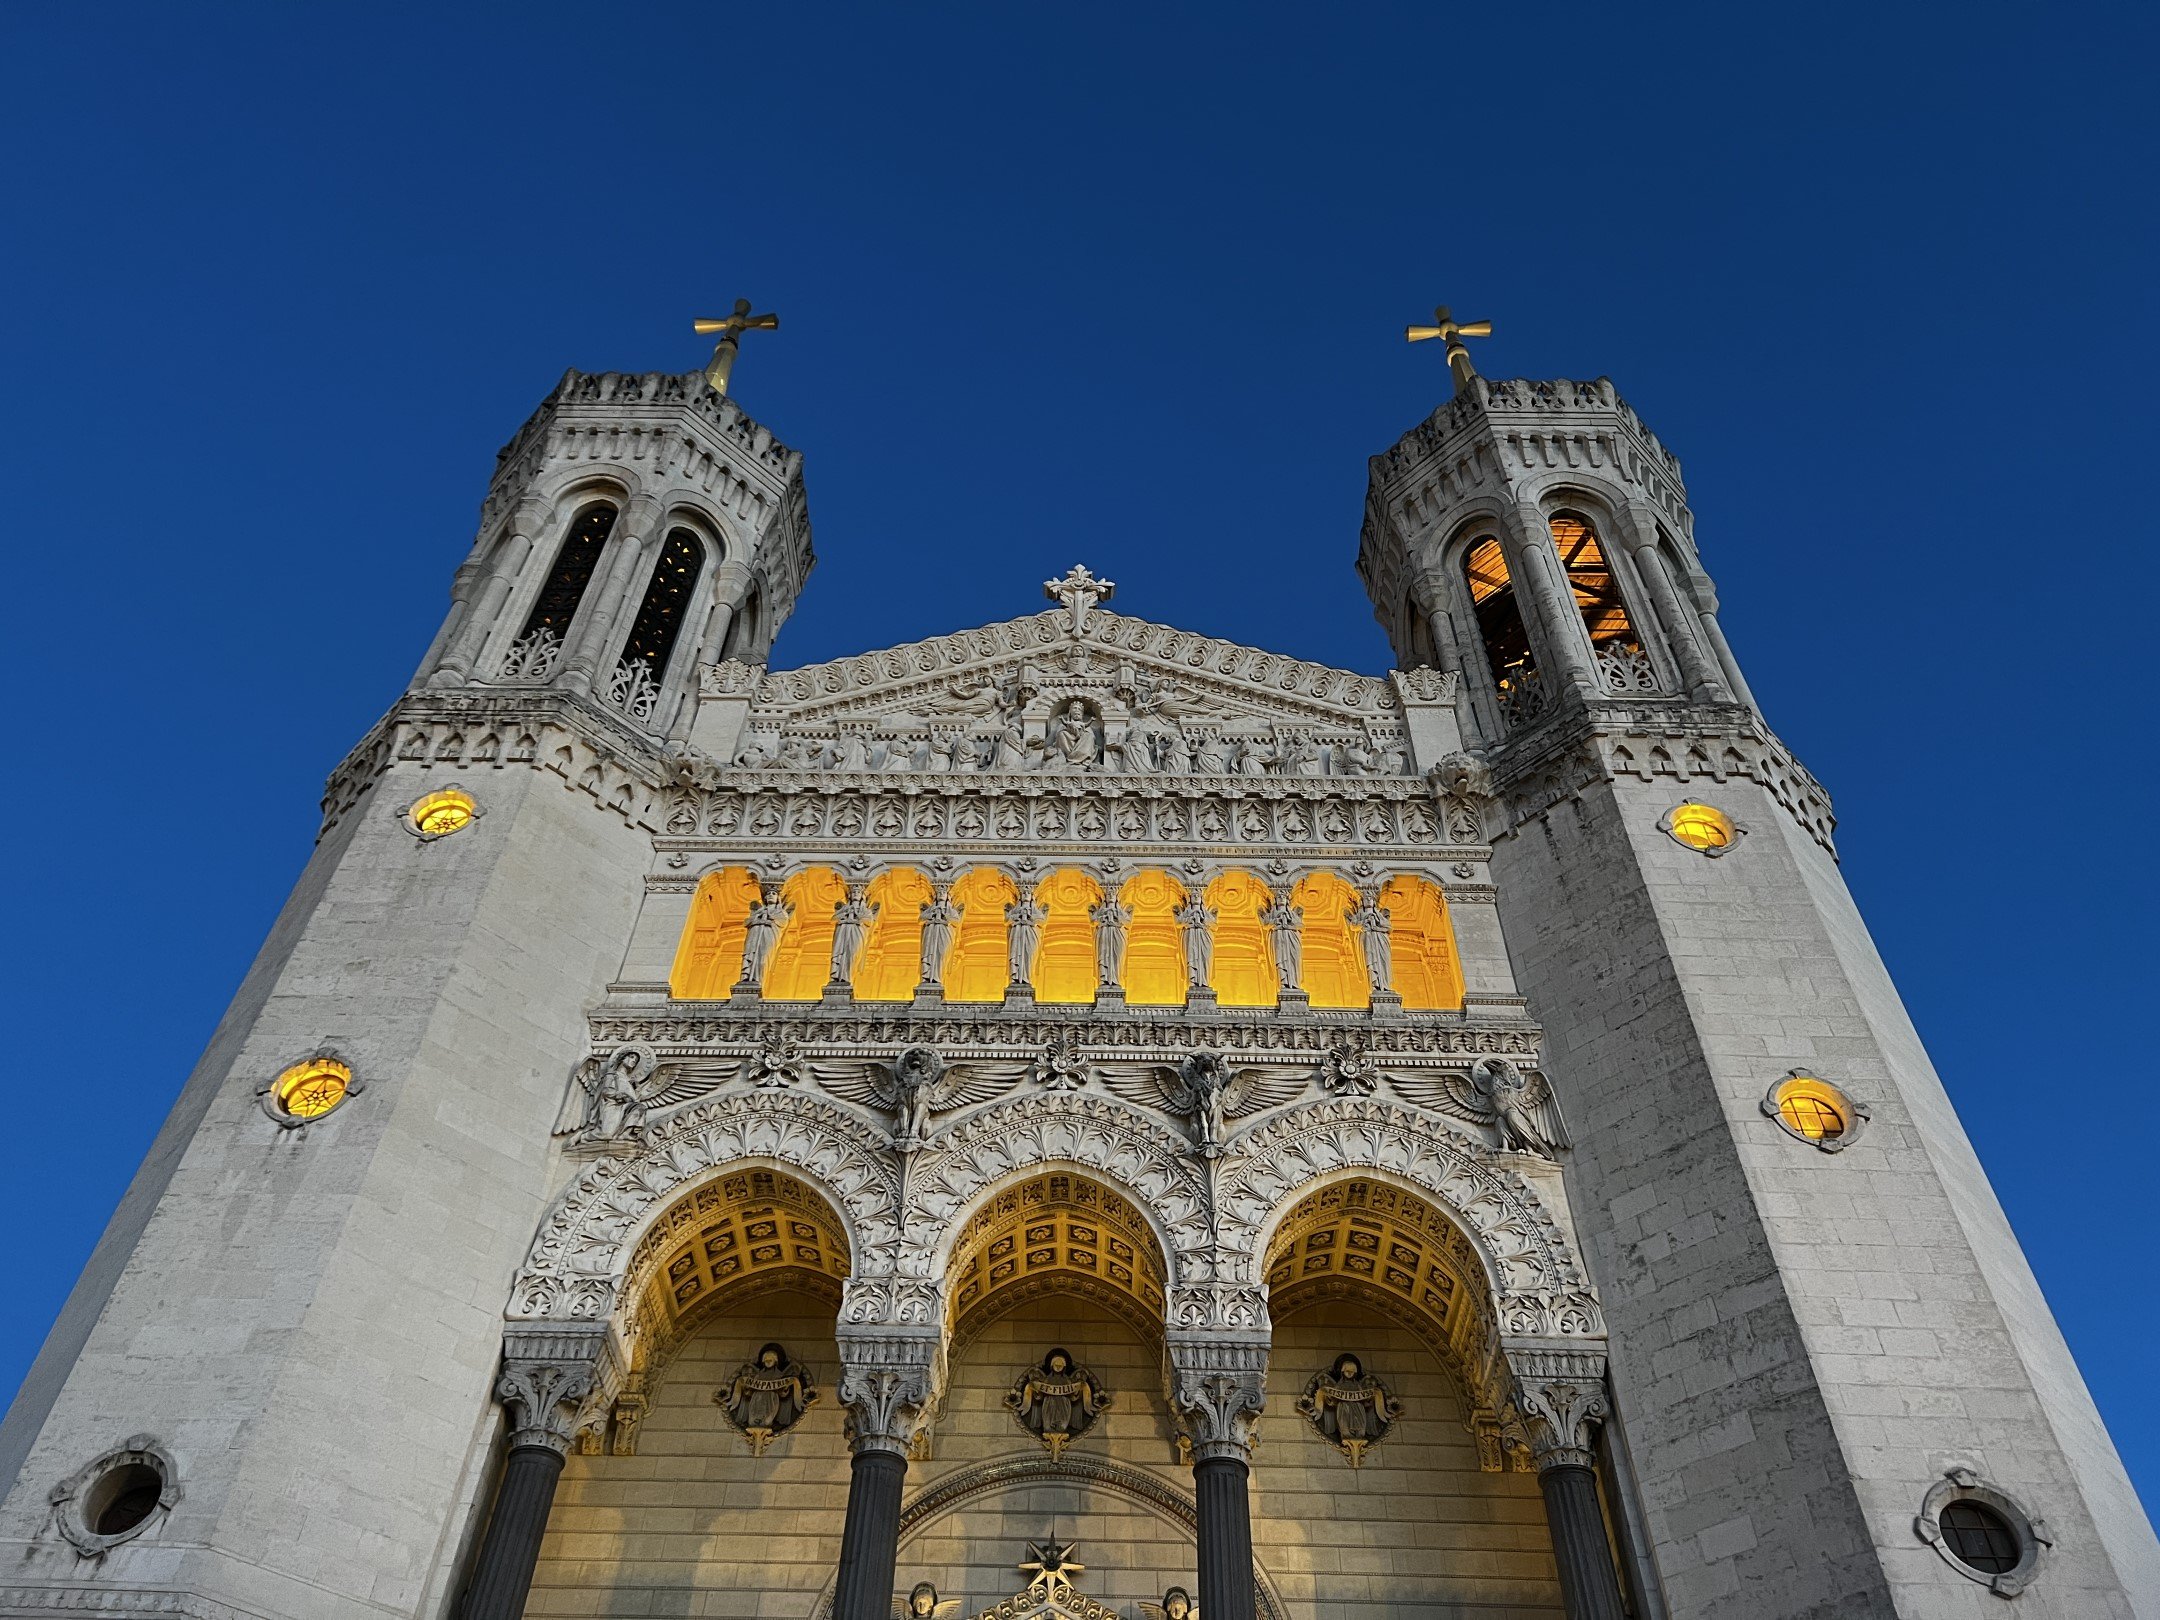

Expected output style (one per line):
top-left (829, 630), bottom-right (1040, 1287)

top-left (1, 350), bottom-right (2153, 1620)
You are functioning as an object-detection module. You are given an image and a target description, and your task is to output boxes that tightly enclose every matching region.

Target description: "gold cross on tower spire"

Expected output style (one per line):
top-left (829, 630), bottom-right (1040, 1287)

top-left (1405, 303), bottom-right (1493, 393)
top-left (692, 298), bottom-right (780, 397)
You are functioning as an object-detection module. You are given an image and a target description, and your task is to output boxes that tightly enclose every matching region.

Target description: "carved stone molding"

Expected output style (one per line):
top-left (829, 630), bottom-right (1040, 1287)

top-left (1164, 1336), bottom-right (1269, 1463)
top-left (1218, 1097), bottom-right (1602, 1340)
top-left (508, 1090), bottom-right (902, 1327)
top-left (836, 1328), bottom-right (945, 1457)
top-left (1504, 1345), bottom-right (1610, 1472)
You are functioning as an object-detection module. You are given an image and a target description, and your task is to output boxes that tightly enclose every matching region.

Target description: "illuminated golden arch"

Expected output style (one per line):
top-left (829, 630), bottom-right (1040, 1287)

top-left (946, 868), bottom-right (1018, 1003)
top-left (762, 867), bottom-right (846, 1002)
top-left (946, 1170), bottom-right (1169, 1355)
top-left (1262, 1175), bottom-right (1496, 1396)
top-left (1292, 871), bottom-right (1368, 1010)
top-left (1118, 869), bottom-right (1189, 1007)
top-left (853, 867), bottom-right (933, 1002)
top-left (669, 866), bottom-right (760, 999)
top-left (1378, 876), bottom-right (1464, 1011)
top-left (617, 1167), bottom-right (852, 1394)
top-left (1204, 870), bottom-right (1277, 1008)
top-left (1034, 867), bottom-right (1104, 1005)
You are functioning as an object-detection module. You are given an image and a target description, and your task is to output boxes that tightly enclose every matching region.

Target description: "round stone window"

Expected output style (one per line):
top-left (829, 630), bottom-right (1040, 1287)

top-left (406, 787), bottom-right (478, 839)
top-left (49, 1438), bottom-right (175, 1556)
top-left (1917, 1468), bottom-right (2051, 1594)
top-left (1761, 1072), bottom-right (1869, 1153)
top-left (260, 1051), bottom-right (362, 1128)
top-left (1663, 800), bottom-right (1741, 856)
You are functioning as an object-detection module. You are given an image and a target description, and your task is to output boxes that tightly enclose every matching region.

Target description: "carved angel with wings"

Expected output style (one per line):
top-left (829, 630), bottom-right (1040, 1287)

top-left (816, 1046), bottom-right (1029, 1144)
top-left (1098, 1051), bottom-right (1310, 1151)
top-left (552, 1044), bottom-right (739, 1141)
top-left (1140, 1587), bottom-right (1198, 1620)
top-left (1390, 1058), bottom-right (1570, 1157)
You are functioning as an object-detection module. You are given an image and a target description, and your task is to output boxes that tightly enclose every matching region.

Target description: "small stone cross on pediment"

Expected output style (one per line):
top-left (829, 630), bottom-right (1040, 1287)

top-left (1045, 565), bottom-right (1116, 636)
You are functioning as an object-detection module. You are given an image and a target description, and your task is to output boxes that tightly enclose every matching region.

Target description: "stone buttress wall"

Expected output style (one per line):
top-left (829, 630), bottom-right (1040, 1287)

top-left (0, 761), bottom-right (652, 1620)
top-left (1494, 770), bottom-right (2149, 1618)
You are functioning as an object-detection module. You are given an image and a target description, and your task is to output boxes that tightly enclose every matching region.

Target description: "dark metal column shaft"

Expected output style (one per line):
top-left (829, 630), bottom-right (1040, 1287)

top-left (831, 1447), bottom-right (908, 1620)
top-left (1193, 1454), bottom-right (1258, 1620)
top-left (460, 1444), bottom-right (566, 1620)
top-left (1538, 1462), bottom-right (1627, 1620)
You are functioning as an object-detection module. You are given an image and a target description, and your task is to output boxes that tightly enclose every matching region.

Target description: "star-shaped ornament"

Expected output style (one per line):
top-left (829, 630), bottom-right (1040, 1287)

top-left (1019, 1537), bottom-right (1085, 1596)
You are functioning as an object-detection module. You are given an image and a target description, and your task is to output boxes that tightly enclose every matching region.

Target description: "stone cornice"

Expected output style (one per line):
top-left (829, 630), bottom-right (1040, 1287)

top-left (320, 688), bottom-right (673, 838)
top-left (1486, 693), bottom-right (1836, 854)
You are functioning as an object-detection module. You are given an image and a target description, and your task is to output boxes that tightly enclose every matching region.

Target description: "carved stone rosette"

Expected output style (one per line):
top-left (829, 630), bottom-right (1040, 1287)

top-left (836, 1328), bottom-right (946, 1458)
top-left (1505, 1346), bottom-right (1610, 1473)
top-left (1165, 1334), bottom-right (1269, 1463)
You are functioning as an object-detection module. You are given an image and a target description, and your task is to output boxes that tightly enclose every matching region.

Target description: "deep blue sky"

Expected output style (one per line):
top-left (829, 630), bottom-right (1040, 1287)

top-left (6, 3), bottom-right (2155, 1517)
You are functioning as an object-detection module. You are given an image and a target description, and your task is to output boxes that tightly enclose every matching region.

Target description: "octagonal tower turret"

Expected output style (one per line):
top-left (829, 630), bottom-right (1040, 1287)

top-left (418, 369), bottom-right (813, 743)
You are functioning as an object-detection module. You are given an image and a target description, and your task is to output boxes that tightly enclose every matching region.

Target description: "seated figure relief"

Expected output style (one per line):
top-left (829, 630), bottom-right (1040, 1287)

top-left (714, 1342), bottom-right (818, 1455)
top-left (1006, 1348), bottom-right (1111, 1458)
top-left (1297, 1353), bottom-right (1400, 1467)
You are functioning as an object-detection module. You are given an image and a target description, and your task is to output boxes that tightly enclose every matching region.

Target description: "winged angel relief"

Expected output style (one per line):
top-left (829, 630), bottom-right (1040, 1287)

top-left (1389, 1057), bottom-right (1571, 1157)
top-left (1096, 1052), bottom-right (1311, 1154)
top-left (815, 1046), bottom-right (1033, 1146)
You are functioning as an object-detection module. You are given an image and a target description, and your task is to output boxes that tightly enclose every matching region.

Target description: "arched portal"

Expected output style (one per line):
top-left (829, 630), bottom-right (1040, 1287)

top-left (763, 865), bottom-right (846, 1001)
top-left (1378, 875), bottom-right (1464, 1010)
top-left (853, 866), bottom-right (933, 1001)
top-left (1033, 867), bottom-right (1103, 1004)
top-left (945, 867), bottom-right (1017, 1002)
top-left (1118, 869), bottom-right (1189, 1006)
top-left (669, 865), bottom-right (759, 999)
top-left (1204, 869), bottom-right (1277, 1007)
top-left (1292, 871), bottom-right (1368, 1009)
top-left (946, 1169), bottom-right (1171, 1354)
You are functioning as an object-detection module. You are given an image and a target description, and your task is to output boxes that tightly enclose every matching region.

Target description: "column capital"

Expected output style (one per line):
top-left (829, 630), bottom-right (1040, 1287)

top-left (836, 1327), bottom-right (945, 1457)
top-left (1505, 1345), bottom-right (1610, 1473)
top-left (1165, 1333), bottom-right (1269, 1463)
top-left (496, 1324), bottom-right (620, 1455)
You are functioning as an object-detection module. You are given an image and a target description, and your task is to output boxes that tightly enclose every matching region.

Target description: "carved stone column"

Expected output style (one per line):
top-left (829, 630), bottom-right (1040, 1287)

top-left (1614, 501), bottom-right (1726, 702)
top-left (560, 494), bottom-right (661, 695)
top-left (461, 1328), bottom-right (616, 1620)
top-left (1507, 502), bottom-right (1597, 694)
top-left (1509, 1348), bottom-right (1625, 1620)
top-left (832, 1330), bottom-right (943, 1620)
top-left (667, 559), bottom-right (759, 742)
top-left (1166, 1335), bottom-right (1266, 1620)
top-left (429, 496), bottom-right (550, 688)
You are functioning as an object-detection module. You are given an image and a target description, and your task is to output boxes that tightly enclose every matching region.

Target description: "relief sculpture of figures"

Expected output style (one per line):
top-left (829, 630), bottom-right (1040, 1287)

top-left (1005, 1348), bottom-right (1110, 1459)
top-left (1260, 896), bottom-right (1303, 992)
top-left (1297, 1353), bottom-right (1400, 1467)
top-left (1140, 1587), bottom-right (1198, 1620)
top-left (1052, 699), bottom-right (1103, 770)
top-left (1090, 897), bottom-right (1130, 988)
top-left (1174, 899), bottom-right (1216, 990)
top-left (918, 890), bottom-right (958, 989)
top-left (1007, 888), bottom-right (1047, 988)
top-left (1387, 1058), bottom-right (1573, 1159)
top-left (829, 886), bottom-right (876, 988)
top-left (1348, 895), bottom-right (1393, 995)
top-left (736, 891), bottom-right (790, 992)
top-left (714, 1343), bottom-right (817, 1456)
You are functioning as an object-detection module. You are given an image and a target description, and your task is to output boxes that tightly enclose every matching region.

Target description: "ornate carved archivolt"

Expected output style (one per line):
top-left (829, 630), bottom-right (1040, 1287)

top-left (947, 1172), bottom-right (1168, 1355)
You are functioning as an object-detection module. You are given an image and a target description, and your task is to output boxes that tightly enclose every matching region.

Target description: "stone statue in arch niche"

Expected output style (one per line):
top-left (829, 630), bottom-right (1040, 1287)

top-left (715, 1342), bottom-right (818, 1456)
top-left (1297, 1353), bottom-right (1400, 1467)
top-left (1006, 1347), bottom-right (1111, 1458)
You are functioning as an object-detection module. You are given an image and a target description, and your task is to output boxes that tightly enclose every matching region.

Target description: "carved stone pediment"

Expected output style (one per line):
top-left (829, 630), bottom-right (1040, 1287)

top-left (726, 597), bottom-right (1417, 780)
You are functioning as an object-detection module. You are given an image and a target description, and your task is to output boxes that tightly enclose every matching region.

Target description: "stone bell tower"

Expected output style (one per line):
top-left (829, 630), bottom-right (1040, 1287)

top-left (1360, 371), bottom-right (2159, 1615)
top-left (0, 365), bottom-right (812, 1618)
